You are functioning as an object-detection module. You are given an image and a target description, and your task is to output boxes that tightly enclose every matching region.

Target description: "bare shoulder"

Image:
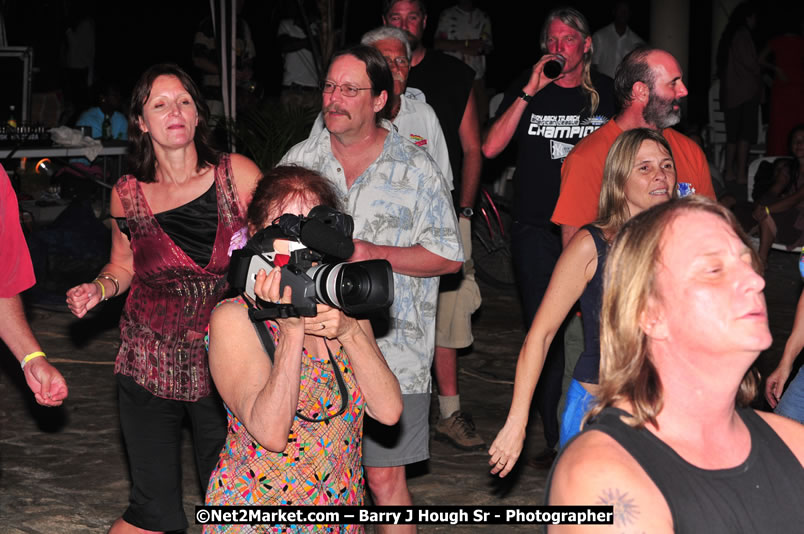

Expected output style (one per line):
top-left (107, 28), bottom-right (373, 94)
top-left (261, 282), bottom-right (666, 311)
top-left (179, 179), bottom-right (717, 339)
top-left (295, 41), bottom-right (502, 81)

top-left (566, 227), bottom-right (597, 256)
top-left (560, 228), bottom-right (599, 280)
top-left (208, 301), bottom-right (253, 355)
top-left (550, 430), bottom-right (649, 500)
top-left (207, 300), bottom-right (273, 415)
top-left (755, 410), bottom-right (804, 464)
top-left (227, 153), bottom-right (262, 208)
top-left (549, 430), bottom-right (673, 533)
top-left (210, 299), bottom-right (249, 326)
top-left (207, 300), bottom-right (269, 375)
top-left (109, 185), bottom-right (125, 218)
top-left (228, 152), bottom-right (260, 175)
top-left (228, 153), bottom-right (262, 185)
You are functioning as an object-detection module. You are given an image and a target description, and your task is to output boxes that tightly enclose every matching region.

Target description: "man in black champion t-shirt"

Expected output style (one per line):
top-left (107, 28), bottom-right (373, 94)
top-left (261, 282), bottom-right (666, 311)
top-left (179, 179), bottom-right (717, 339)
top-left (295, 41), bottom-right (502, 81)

top-left (482, 7), bottom-right (615, 466)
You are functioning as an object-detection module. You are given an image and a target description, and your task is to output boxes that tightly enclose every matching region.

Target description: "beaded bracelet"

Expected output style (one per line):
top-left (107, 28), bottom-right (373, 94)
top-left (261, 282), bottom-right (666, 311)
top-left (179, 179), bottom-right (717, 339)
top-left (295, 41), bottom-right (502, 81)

top-left (97, 272), bottom-right (120, 297)
top-left (93, 279), bottom-right (106, 301)
top-left (21, 351), bottom-right (46, 370)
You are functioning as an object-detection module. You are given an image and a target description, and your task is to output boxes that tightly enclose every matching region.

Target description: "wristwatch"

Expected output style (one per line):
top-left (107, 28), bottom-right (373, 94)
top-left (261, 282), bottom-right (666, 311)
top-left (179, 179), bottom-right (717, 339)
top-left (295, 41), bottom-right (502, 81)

top-left (458, 206), bottom-right (474, 218)
top-left (518, 91), bottom-right (533, 103)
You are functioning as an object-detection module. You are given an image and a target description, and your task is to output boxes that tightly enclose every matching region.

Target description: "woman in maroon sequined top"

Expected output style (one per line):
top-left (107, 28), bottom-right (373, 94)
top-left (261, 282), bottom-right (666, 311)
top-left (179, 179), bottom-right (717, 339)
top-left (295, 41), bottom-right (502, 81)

top-left (66, 63), bottom-right (261, 534)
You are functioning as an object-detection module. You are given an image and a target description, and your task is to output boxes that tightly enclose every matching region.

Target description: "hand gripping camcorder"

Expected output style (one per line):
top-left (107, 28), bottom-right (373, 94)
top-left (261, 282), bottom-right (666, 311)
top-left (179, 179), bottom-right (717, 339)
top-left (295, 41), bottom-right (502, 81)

top-left (228, 206), bottom-right (394, 319)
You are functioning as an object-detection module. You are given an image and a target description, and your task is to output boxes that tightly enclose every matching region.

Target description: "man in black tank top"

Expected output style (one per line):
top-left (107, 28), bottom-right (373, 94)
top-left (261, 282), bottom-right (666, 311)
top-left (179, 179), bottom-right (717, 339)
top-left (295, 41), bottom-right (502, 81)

top-left (546, 197), bottom-right (804, 533)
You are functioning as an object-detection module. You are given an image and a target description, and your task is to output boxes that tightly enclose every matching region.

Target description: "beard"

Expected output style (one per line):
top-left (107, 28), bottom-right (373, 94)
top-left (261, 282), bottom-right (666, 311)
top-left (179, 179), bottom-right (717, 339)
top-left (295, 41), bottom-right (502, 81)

top-left (643, 90), bottom-right (682, 129)
top-left (403, 29), bottom-right (421, 51)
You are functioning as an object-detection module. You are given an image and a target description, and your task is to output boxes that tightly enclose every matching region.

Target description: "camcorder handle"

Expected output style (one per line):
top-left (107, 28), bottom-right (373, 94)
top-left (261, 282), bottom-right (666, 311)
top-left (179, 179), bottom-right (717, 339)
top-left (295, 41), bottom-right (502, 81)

top-left (248, 299), bottom-right (302, 321)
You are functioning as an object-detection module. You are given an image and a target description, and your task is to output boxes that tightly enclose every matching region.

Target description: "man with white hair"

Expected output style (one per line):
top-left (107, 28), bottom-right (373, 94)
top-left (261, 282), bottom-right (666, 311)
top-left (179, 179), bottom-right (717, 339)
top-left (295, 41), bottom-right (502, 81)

top-left (384, 0), bottom-right (485, 453)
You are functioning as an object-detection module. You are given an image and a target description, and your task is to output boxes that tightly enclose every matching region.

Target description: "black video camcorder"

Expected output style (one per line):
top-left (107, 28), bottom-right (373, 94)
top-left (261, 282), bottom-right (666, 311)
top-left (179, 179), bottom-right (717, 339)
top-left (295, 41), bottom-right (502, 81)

top-left (228, 206), bottom-right (394, 318)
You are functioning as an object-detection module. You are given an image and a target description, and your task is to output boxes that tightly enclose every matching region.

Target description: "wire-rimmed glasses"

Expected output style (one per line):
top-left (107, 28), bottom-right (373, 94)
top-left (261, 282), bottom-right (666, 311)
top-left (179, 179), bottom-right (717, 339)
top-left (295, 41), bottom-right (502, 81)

top-left (321, 81), bottom-right (373, 97)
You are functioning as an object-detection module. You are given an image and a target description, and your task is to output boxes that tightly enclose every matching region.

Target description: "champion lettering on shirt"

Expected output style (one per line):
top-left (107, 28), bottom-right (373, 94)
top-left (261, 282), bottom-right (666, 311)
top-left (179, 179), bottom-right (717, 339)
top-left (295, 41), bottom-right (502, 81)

top-left (409, 134), bottom-right (428, 147)
top-left (528, 114), bottom-right (608, 160)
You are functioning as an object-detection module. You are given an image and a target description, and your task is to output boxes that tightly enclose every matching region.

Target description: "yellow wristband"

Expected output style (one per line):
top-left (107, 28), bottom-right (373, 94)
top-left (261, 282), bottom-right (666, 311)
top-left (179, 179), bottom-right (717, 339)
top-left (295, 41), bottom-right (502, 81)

top-left (765, 206), bottom-right (770, 216)
top-left (21, 351), bottom-right (46, 370)
top-left (97, 272), bottom-right (120, 297)
top-left (93, 279), bottom-right (106, 301)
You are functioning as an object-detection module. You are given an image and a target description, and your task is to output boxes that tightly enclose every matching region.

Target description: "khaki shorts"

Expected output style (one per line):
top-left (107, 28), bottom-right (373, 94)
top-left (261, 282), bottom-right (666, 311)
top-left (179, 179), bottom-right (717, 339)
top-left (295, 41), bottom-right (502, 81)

top-left (436, 217), bottom-right (482, 348)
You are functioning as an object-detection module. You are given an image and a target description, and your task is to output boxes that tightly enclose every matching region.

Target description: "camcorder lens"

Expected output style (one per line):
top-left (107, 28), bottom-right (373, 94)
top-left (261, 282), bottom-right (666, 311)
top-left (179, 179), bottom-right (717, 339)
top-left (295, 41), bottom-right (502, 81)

top-left (340, 276), bottom-right (355, 295)
top-left (310, 260), bottom-right (393, 315)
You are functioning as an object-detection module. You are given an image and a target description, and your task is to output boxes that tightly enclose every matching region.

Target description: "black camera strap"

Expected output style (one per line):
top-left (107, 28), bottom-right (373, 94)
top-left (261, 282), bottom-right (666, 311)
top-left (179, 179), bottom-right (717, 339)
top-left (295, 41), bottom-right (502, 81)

top-left (247, 299), bottom-right (349, 423)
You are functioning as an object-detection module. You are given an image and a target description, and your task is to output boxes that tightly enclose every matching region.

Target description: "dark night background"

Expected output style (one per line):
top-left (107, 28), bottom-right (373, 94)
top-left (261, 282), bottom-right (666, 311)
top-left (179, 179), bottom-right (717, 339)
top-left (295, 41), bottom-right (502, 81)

top-left (0, 0), bottom-right (794, 128)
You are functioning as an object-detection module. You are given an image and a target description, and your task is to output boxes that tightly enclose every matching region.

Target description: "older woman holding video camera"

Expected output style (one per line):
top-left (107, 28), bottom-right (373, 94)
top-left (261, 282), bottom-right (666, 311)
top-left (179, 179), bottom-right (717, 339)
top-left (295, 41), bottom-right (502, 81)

top-left (203, 165), bottom-right (401, 529)
top-left (488, 128), bottom-right (678, 477)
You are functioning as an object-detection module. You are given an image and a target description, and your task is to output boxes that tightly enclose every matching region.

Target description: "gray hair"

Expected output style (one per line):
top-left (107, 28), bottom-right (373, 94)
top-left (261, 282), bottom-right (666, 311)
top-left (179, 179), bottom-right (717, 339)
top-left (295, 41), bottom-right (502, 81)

top-left (361, 26), bottom-right (412, 60)
top-left (614, 45), bottom-right (660, 112)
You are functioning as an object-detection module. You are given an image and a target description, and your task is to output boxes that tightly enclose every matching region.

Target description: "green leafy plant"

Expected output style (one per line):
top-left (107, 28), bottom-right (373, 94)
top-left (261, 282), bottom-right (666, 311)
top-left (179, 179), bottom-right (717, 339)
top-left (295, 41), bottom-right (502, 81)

top-left (226, 98), bottom-right (320, 170)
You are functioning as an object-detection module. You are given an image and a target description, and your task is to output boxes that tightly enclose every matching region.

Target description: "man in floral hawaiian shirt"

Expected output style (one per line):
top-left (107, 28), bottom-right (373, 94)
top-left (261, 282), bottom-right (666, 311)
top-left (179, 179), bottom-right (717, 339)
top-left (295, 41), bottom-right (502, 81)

top-left (280, 44), bottom-right (462, 533)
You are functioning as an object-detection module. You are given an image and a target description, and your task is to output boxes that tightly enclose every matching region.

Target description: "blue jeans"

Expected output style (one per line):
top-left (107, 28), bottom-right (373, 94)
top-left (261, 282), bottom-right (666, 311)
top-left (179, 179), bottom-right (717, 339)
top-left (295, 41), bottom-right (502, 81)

top-left (559, 378), bottom-right (597, 448)
top-left (775, 366), bottom-right (804, 424)
top-left (512, 221), bottom-right (565, 449)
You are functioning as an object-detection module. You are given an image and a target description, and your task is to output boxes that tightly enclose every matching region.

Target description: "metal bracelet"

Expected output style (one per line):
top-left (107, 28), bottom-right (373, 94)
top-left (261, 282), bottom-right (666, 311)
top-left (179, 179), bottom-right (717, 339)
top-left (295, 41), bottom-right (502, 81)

top-left (97, 272), bottom-right (120, 297)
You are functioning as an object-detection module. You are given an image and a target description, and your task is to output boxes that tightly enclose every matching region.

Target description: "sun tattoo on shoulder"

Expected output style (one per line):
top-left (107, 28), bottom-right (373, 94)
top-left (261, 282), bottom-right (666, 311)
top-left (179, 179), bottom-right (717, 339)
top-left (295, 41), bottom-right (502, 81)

top-left (598, 487), bottom-right (639, 526)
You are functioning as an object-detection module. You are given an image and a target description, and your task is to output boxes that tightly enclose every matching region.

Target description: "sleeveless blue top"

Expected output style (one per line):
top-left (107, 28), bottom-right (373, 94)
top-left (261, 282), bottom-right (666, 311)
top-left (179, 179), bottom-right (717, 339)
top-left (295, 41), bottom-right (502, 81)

top-left (572, 225), bottom-right (607, 384)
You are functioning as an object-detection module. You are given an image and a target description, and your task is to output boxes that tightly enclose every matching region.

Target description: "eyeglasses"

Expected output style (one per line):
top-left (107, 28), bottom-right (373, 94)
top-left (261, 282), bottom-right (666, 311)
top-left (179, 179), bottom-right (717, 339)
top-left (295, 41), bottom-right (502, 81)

top-left (321, 81), bottom-right (372, 97)
top-left (385, 56), bottom-right (410, 68)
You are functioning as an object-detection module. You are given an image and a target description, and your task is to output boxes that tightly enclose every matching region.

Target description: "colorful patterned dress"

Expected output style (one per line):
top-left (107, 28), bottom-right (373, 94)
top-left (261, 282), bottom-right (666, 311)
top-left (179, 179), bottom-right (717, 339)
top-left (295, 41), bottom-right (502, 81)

top-left (204, 298), bottom-right (365, 533)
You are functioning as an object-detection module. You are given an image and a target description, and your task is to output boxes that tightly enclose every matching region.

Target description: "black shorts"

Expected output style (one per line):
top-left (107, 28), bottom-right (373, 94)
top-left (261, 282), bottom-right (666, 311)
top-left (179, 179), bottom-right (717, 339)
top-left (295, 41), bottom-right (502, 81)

top-left (725, 99), bottom-right (759, 143)
top-left (117, 374), bottom-right (227, 531)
